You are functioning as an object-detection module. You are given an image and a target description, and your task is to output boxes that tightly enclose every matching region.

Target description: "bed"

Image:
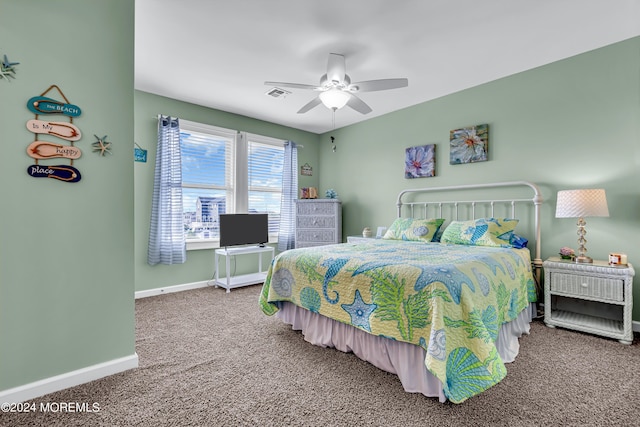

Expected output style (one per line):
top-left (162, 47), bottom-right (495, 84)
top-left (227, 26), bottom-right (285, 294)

top-left (259, 181), bottom-right (543, 403)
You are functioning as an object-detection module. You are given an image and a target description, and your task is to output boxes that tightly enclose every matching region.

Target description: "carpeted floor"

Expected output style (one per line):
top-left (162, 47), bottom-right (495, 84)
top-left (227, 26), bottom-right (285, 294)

top-left (2, 284), bottom-right (640, 427)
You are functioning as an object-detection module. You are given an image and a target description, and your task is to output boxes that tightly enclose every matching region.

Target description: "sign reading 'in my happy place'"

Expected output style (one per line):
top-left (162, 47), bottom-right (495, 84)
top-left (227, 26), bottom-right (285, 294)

top-left (25, 85), bottom-right (83, 183)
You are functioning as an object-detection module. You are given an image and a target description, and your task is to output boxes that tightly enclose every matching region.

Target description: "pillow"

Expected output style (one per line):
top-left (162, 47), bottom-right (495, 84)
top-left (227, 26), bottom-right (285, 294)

top-left (440, 218), bottom-right (519, 247)
top-left (432, 226), bottom-right (445, 243)
top-left (509, 233), bottom-right (528, 249)
top-left (382, 218), bottom-right (445, 242)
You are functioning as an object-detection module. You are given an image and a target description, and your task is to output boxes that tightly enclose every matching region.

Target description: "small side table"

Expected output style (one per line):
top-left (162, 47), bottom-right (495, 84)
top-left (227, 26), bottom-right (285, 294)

top-left (543, 257), bottom-right (634, 344)
top-left (214, 245), bottom-right (274, 293)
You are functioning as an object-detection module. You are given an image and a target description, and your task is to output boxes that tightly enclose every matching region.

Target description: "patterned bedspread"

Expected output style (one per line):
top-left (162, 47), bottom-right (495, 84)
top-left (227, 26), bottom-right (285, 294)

top-left (259, 239), bottom-right (537, 403)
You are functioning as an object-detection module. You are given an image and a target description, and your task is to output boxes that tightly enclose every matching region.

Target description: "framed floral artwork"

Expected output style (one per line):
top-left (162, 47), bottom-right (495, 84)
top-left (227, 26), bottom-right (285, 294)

top-left (405, 144), bottom-right (435, 179)
top-left (449, 124), bottom-right (488, 164)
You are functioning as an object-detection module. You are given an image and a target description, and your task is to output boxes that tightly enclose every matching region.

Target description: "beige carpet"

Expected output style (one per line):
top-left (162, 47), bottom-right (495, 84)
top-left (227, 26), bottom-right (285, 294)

top-left (2, 285), bottom-right (639, 427)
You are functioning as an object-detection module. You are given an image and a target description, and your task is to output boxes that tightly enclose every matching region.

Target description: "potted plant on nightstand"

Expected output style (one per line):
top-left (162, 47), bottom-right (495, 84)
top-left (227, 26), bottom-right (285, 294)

top-left (559, 246), bottom-right (575, 261)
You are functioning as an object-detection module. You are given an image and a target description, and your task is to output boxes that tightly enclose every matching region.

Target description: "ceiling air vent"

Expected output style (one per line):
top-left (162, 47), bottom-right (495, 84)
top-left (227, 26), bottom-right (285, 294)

top-left (265, 87), bottom-right (291, 99)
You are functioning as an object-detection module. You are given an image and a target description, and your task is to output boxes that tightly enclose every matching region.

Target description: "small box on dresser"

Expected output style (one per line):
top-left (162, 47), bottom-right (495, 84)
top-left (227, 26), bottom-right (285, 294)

top-left (295, 199), bottom-right (342, 248)
top-left (544, 257), bottom-right (635, 344)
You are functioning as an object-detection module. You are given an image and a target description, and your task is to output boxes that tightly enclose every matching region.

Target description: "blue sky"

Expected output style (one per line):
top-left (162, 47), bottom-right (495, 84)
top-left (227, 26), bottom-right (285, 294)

top-left (180, 131), bottom-right (283, 214)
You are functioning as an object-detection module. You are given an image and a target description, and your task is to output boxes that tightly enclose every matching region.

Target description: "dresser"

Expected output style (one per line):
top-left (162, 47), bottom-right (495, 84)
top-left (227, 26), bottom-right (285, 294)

top-left (294, 199), bottom-right (342, 248)
top-left (543, 257), bottom-right (634, 344)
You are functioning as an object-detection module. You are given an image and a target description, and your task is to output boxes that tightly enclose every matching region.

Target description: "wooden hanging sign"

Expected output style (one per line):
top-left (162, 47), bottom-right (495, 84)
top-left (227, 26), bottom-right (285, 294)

top-left (25, 85), bottom-right (83, 183)
top-left (27, 164), bottom-right (81, 182)
top-left (26, 119), bottom-right (81, 141)
top-left (27, 141), bottom-right (82, 160)
top-left (27, 96), bottom-right (81, 117)
top-left (301, 163), bottom-right (313, 176)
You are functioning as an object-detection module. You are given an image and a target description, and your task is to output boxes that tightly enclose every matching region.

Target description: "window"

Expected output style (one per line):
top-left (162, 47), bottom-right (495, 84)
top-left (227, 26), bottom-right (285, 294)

top-left (179, 120), bottom-right (284, 249)
top-left (247, 135), bottom-right (284, 236)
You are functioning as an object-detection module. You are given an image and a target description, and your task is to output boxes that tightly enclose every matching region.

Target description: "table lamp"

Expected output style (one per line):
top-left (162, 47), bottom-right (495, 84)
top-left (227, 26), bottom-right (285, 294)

top-left (555, 189), bottom-right (609, 263)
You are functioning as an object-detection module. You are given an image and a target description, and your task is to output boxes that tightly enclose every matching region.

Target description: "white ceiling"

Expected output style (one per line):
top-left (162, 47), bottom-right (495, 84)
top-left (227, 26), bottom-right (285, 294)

top-left (135, 0), bottom-right (640, 134)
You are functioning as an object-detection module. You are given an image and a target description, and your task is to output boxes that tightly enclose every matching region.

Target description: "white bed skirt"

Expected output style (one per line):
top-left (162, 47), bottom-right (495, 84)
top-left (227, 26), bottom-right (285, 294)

top-left (276, 302), bottom-right (536, 403)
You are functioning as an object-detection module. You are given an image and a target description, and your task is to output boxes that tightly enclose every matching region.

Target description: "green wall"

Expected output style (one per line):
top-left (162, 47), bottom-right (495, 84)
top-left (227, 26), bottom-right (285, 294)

top-left (0, 0), bottom-right (135, 391)
top-left (134, 91), bottom-right (321, 292)
top-left (318, 37), bottom-right (640, 319)
top-left (2, 0), bottom-right (636, 397)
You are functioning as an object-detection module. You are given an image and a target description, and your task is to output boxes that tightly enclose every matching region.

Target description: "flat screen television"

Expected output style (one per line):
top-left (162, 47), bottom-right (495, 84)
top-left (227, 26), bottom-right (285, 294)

top-left (219, 213), bottom-right (269, 248)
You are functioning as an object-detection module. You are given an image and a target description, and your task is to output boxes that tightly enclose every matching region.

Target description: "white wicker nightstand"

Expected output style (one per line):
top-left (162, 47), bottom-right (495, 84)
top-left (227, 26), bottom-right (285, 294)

top-left (543, 257), bottom-right (635, 344)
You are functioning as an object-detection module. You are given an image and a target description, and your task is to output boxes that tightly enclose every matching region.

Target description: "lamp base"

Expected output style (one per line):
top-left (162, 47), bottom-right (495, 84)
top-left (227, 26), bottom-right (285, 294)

top-left (575, 255), bottom-right (593, 264)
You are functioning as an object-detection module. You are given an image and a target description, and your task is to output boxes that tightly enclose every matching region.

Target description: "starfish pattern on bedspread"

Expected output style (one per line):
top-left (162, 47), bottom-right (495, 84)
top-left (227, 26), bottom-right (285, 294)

top-left (259, 239), bottom-right (536, 403)
top-left (341, 290), bottom-right (377, 332)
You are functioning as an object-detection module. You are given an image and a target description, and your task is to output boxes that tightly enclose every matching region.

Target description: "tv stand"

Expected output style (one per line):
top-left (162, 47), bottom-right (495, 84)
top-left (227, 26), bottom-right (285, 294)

top-left (213, 245), bottom-right (274, 293)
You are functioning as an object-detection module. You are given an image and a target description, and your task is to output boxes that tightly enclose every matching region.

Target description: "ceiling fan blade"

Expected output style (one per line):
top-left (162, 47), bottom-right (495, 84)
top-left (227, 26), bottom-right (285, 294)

top-left (264, 81), bottom-right (320, 91)
top-left (326, 53), bottom-right (346, 84)
top-left (349, 78), bottom-right (408, 92)
top-left (346, 94), bottom-right (372, 115)
top-left (297, 97), bottom-right (322, 114)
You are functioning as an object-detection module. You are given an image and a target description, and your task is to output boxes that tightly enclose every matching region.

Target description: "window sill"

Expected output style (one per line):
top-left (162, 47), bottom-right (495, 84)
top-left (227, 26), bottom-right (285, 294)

top-left (186, 239), bottom-right (220, 251)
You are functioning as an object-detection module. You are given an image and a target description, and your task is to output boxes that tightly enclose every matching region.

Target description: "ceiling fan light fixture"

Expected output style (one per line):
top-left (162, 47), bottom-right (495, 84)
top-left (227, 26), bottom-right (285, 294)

top-left (319, 89), bottom-right (350, 110)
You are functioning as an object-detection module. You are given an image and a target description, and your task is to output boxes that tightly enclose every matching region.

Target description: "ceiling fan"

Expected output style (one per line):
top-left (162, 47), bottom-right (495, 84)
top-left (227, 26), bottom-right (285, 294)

top-left (265, 53), bottom-right (408, 115)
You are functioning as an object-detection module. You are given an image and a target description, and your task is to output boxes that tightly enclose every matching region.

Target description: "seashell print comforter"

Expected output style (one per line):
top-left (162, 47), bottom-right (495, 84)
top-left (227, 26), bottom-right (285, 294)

top-left (259, 239), bottom-right (536, 403)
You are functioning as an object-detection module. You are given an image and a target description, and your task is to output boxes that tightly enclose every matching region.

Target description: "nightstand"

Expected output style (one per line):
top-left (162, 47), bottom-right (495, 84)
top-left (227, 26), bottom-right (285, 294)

top-left (543, 257), bottom-right (635, 344)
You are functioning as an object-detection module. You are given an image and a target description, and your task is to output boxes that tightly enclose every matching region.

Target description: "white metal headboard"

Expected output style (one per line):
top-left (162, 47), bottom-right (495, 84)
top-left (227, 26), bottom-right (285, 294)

top-left (396, 181), bottom-right (543, 274)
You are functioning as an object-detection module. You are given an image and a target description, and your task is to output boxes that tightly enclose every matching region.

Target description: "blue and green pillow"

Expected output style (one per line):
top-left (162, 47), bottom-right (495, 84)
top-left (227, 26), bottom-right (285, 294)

top-left (441, 218), bottom-right (519, 247)
top-left (382, 218), bottom-right (445, 242)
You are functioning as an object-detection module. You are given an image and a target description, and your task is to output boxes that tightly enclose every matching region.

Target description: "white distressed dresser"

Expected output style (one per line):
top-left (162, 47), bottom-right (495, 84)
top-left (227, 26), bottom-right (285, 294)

top-left (543, 257), bottom-right (635, 344)
top-left (294, 199), bottom-right (342, 248)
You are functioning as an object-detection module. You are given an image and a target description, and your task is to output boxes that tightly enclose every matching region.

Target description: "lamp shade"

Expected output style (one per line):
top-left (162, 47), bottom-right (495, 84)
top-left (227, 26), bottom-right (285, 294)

top-left (555, 189), bottom-right (609, 218)
top-left (319, 89), bottom-right (350, 110)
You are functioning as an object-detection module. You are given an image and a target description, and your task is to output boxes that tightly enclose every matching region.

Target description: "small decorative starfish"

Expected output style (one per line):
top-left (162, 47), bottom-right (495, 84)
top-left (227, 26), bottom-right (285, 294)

top-left (92, 134), bottom-right (112, 156)
top-left (0, 54), bottom-right (18, 81)
top-left (2, 54), bottom-right (19, 69)
top-left (0, 67), bottom-right (13, 81)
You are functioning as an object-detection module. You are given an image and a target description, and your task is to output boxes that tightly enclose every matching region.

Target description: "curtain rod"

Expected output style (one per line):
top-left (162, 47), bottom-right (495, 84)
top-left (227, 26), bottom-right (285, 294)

top-left (155, 115), bottom-right (302, 147)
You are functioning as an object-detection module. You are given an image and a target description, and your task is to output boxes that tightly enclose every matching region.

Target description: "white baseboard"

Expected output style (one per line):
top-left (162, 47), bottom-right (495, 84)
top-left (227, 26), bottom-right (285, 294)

top-left (135, 280), bottom-right (211, 299)
top-left (0, 353), bottom-right (138, 404)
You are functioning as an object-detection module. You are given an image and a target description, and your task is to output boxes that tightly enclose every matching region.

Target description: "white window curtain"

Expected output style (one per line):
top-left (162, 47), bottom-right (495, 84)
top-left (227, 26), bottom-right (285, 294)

top-left (148, 115), bottom-right (186, 265)
top-left (277, 141), bottom-right (298, 251)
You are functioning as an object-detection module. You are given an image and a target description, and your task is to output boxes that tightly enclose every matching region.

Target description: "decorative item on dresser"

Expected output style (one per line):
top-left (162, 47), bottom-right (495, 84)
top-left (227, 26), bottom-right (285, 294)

top-left (294, 199), bottom-right (342, 248)
top-left (544, 257), bottom-right (635, 344)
